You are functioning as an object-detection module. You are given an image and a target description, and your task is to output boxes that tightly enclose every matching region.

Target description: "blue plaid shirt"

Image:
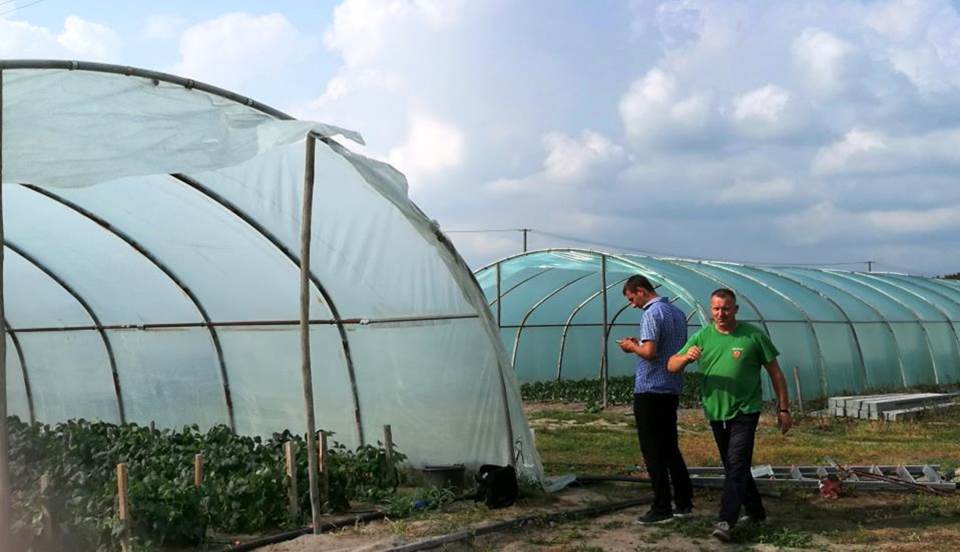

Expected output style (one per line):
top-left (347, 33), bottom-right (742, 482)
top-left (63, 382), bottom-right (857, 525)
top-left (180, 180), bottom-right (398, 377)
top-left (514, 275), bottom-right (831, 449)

top-left (635, 296), bottom-right (687, 395)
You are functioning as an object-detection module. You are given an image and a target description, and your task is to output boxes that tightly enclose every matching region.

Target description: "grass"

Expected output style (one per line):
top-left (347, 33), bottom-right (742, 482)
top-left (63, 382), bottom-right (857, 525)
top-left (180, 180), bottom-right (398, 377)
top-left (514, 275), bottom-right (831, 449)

top-left (530, 403), bottom-right (960, 476)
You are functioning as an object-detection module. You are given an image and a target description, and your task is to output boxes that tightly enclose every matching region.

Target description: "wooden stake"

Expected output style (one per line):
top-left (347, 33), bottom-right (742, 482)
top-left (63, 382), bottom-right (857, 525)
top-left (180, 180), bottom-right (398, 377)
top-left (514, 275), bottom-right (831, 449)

top-left (194, 454), bottom-right (204, 488)
top-left (793, 366), bottom-right (804, 414)
top-left (285, 441), bottom-right (299, 518)
top-left (117, 463), bottom-right (130, 552)
top-left (300, 134), bottom-right (322, 533)
top-left (318, 431), bottom-right (329, 508)
top-left (40, 474), bottom-right (52, 545)
top-left (383, 425), bottom-right (394, 464)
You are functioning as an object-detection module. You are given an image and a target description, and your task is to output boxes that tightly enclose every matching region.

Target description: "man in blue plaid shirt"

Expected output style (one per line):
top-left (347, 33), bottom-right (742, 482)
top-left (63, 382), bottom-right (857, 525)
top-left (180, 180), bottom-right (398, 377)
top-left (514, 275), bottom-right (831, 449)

top-left (618, 274), bottom-right (693, 524)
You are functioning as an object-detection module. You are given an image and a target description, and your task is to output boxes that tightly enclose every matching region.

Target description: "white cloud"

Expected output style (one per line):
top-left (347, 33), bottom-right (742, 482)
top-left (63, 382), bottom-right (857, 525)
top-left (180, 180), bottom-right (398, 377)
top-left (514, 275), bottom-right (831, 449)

top-left (792, 28), bottom-right (854, 96)
top-left (173, 13), bottom-right (313, 88)
top-left (0, 15), bottom-right (120, 60)
top-left (732, 84), bottom-right (790, 123)
top-left (56, 15), bottom-right (121, 61)
top-left (487, 130), bottom-right (625, 196)
top-left (387, 114), bottom-right (465, 187)
top-left (812, 128), bottom-right (888, 175)
top-left (780, 201), bottom-right (960, 244)
top-left (619, 68), bottom-right (713, 144)
top-left (324, 0), bottom-right (464, 67)
top-left (144, 14), bottom-right (189, 40)
top-left (716, 177), bottom-right (795, 205)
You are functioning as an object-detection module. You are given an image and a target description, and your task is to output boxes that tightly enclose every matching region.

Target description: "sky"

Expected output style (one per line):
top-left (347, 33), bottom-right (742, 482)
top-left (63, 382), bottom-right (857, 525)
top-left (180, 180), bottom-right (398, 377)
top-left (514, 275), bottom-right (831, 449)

top-left (3, 0), bottom-right (960, 276)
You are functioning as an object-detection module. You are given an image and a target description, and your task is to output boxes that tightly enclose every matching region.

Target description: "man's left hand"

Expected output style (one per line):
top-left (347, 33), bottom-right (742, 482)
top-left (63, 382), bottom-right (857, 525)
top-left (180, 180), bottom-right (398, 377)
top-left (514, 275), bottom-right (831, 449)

top-left (777, 411), bottom-right (793, 435)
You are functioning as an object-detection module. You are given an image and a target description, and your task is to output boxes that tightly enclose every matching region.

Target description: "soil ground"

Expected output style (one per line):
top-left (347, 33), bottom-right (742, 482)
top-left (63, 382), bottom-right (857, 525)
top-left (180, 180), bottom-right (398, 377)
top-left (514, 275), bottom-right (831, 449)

top-left (258, 403), bottom-right (960, 551)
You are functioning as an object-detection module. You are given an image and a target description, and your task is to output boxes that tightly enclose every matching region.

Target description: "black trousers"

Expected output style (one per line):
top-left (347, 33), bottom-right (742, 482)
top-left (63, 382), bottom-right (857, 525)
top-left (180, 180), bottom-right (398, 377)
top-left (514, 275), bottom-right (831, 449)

top-left (710, 412), bottom-right (766, 525)
top-left (633, 393), bottom-right (693, 513)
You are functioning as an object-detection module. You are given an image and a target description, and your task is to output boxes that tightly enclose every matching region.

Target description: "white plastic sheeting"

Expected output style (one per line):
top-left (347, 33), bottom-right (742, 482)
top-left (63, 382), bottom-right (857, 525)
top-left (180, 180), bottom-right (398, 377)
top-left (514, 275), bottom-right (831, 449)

top-left (0, 62), bottom-right (540, 479)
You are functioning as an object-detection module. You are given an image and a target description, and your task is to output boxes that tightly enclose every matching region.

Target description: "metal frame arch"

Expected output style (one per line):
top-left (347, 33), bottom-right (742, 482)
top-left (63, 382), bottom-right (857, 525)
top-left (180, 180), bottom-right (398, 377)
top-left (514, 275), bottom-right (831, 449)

top-left (3, 322), bottom-right (32, 423)
top-left (487, 267), bottom-right (558, 308)
top-left (4, 241), bottom-right (124, 422)
top-left (170, 173), bottom-right (366, 445)
top-left (704, 262), bottom-right (830, 398)
top-left (789, 269), bottom-right (908, 388)
top-left (752, 266), bottom-right (869, 392)
top-left (859, 273), bottom-right (960, 384)
top-left (829, 271), bottom-right (941, 385)
top-left (0, 60), bottom-right (296, 121)
top-left (20, 184), bottom-right (237, 431)
top-left (555, 277), bottom-right (629, 380)
top-left (476, 248), bottom-right (708, 324)
top-left (510, 272), bottom-right (595, 369)
top-left (654, 259), bottom-right (772, 333)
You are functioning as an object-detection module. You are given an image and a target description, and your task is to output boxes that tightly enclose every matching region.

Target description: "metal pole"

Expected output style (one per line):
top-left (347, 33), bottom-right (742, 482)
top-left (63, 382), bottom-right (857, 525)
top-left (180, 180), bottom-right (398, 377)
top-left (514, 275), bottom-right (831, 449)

top-left (495, 262), bottom-right (502, 329)
top-left (522, 229), bottom-right (529, 252)
top-left (300, 134), bottom-right (321, 533)
top-left (0, 68), bottom-right (11, 547)
top-left (600, 254), bottom-right (609, 409)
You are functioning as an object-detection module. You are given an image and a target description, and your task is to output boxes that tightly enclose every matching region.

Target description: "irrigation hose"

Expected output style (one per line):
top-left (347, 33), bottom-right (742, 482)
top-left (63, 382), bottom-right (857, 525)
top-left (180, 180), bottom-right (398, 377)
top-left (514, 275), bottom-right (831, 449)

top-left (384, 493), bottom-right (653, 552)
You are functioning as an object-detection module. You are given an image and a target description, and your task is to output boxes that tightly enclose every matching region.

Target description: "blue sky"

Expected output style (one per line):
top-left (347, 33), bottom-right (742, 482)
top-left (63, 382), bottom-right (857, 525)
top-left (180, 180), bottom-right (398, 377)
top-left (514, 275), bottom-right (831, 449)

top-left (4, 0), bottom-right (960, 275)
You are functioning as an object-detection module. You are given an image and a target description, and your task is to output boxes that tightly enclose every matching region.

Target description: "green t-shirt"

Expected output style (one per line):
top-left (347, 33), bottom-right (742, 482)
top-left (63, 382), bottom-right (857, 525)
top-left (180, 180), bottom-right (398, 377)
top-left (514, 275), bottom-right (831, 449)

top-left (678, 323), bottom-right (779, 421)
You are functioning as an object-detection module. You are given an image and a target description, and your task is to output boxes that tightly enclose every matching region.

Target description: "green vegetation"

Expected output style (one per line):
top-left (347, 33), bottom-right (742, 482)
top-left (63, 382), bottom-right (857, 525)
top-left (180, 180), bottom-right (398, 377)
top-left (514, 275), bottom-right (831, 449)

top-left (521, 373), bottom-right (702, 408)
top-left (8, 417), bottom-right (404, 551)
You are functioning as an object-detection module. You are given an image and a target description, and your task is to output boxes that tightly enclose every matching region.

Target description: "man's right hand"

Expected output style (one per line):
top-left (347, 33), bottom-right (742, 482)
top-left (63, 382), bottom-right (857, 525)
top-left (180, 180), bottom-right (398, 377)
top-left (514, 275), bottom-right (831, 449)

top-left (684, 346), bottom-right (702, 362)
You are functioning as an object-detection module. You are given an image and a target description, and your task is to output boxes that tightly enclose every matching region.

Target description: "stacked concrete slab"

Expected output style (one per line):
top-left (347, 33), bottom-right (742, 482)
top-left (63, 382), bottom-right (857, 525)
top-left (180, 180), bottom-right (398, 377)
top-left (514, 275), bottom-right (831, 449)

top-left (829, 392), bottom-right (960, 421)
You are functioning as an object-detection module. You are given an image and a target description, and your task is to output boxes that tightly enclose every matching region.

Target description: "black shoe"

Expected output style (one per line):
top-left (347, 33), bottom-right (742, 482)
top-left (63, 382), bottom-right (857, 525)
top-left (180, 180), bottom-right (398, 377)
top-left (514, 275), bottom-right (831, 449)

top-left (673, 506), bottom-right (695, 518)
top-left (636, 509), bottom-right (674, 524)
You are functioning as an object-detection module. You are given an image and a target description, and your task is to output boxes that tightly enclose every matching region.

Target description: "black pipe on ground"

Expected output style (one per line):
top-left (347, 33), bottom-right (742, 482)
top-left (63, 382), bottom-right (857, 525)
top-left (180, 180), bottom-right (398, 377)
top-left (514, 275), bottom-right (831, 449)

top-left (384, 494), bottom-right (653, 552)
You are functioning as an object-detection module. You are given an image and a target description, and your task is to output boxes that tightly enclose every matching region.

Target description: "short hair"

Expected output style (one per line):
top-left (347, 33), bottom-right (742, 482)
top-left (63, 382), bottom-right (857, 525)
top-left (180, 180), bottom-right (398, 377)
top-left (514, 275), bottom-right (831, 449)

top-left (623, 274), bottom-right (655, 294)
top-left (711, 288), bottom-right (737, 303)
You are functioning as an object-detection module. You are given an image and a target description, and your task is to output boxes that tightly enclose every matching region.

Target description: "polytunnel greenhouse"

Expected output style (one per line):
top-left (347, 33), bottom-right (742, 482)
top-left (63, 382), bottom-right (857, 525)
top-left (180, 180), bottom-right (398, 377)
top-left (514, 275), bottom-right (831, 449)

top-left (0, 60), bottom-right (539, 478)
top-left (476, 249), bottom-right (960, 402)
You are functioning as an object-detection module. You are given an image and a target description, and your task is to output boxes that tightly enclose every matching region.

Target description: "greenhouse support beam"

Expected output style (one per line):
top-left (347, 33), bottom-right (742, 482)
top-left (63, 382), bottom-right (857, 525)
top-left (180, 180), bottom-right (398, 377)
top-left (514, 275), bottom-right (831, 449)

top-left (21, 184), bottom-right (237, 431)
top-left (510, 272), bottom-right (594, 368)
top-left (789, 269), bottom-right (908, 389)
top-left (556, 277), bottom-right (629, 380)
top-left (829, 271), bottom-right (938, 386)
top-left (5, 240), bottom-right (125, 422)
top-left (488, 267), bottom-right (556, 308)
top-left (3, 323), bottom-right (33, 423)
top-left (496, 263), bottom-right (501, 328)
top-left (171, 173), bottom-right (366, 446)
top-left (860, 273), bottom-right (960, 386)
top-left (754, 266), bottom-right (869, 394)
top-left (600, 254), bottom-right (609, 408)
top-left (300, 133), bottom-right (322, 534)
top-left (0, 67), bottom-right (11, 550)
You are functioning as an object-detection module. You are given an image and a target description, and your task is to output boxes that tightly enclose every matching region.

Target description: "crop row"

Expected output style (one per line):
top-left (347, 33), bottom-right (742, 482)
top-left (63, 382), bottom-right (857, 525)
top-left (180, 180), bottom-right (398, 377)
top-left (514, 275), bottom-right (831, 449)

top-left (520, 374), bottom-right (703, 408)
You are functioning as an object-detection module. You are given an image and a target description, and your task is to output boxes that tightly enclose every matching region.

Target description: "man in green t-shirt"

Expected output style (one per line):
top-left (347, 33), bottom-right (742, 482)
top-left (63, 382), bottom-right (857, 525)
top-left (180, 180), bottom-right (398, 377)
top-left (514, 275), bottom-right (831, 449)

top-left (668, 288), bottom-right (792, 543)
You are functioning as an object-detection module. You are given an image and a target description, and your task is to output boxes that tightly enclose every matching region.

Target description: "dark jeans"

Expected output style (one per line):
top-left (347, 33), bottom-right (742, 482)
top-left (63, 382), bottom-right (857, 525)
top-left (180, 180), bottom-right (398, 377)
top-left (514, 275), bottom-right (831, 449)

top-left (633, 393), bottom-right (693, 514)
top-left (710, 412), bottom-right (766, 526)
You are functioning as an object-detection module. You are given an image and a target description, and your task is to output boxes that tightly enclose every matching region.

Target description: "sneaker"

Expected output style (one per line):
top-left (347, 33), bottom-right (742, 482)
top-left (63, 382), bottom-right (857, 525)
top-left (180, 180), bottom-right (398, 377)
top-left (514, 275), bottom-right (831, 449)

top-left (711, 521), bottom-right (732, 542)
top-left (635, 509), bottom-right (674, 524)
top-left (738, 512), bottom-right (767, 524)
top-left (673, 506), bottom-right (695, 518)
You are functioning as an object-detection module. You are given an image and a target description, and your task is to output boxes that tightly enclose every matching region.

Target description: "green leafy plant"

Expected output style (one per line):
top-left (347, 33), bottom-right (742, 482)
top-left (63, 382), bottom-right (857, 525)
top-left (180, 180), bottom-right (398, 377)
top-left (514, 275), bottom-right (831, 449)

top-left (521, 374), bottom-right (702, 408)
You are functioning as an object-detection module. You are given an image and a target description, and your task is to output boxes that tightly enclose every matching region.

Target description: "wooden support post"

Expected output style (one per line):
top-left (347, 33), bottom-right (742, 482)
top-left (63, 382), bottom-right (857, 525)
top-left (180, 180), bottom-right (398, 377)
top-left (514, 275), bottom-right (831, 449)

top-left (300, 134), bottom-right (322, 533)
top-left (383, 424), bottom-right (394, 464)
top-left (318, 431), bottom-right (328, 509)
top-left (194, 454), bottom-right (204, 488)
top-left (793, 366), bottom-right (804, 414)
top-left (285, 441), bottom-right (299, 518)
top-left (117, 463), bottom-right (130, 552)
top-left (600, 254), bottom-right (609, 409)
top-left (150, 421), bottom-right (156, 433)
